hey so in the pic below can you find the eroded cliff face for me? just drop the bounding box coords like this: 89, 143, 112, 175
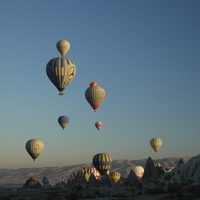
156, 155, 200, 186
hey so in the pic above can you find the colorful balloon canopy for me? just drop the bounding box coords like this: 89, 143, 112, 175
90, 81, 98, 87
88, 167, 101, 179
109, 171, 121, 184
85, 82, 106, 112
150, 138, 162, 152
25, 139, 44, 162
56, 40, 70, 56
58, 116, 69, 130
134, 166, 144, 180
92, 153, 112, 176
95, 122, 103, 130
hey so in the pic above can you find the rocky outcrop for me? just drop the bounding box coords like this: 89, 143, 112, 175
42, 176, 52, 189
42, 176, 49, 185
88, 173, 99, 187
177, 158, 185, 166
66, 173, 76, 187
155, 162, 165, 176
74, 170, 87, 184
143, 157, 158, 184
126, 169, 139, 185
66, 169, 88, 188
98, 174, 112, 187
157, 154, 200, 186
22, 177, 42, 189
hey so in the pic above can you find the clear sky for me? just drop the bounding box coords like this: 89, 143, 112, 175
0, 0, 199, 169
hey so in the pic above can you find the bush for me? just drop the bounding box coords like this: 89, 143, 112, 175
94, 189, 100, 197
148, 187, 165, 195
66, 191, 78, 200
167, 184, 182, 193
168, 193, 175, 199
176, 190, 184, 198
75, 184, 82, 191
187, 185, 200, 198
85, 192, 93, 198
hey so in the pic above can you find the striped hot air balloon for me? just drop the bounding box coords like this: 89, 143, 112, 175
95, 122, 103, 130
109, 171, 121, 184
58, 116, 69, 130
85, 82, 106, 112
25, 139, 44, 162
46, 57, 76, 95
150, 138, 162, 152
92, 153, 112, 176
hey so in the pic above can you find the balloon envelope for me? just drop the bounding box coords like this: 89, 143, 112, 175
90, 82, 98, 87
95, 122, 102, 130
25, 139, 44, 162
56, 40, 70, 56
109, 171, 120, 184
58, 116, 69, 129
46, 57, 76, 95
92, 153, 112, 176
150, 138, 162, 152
88, 167, 101, 179
85, 82, 106, 112
134, 166, 144, 180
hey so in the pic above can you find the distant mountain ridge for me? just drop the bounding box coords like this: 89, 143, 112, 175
0, 156, 191, 186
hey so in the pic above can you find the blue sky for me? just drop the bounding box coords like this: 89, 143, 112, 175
0, 0, 199, 168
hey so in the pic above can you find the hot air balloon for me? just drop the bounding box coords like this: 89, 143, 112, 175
56, 40, 70, 56
150, 138, 162, 152
95, 122, 103, 130
88, 167, 101, 179
90, 82, 98, 87
109, 171, 120, 184
85, 82, 106, 112
92, 153, 112, 176
134, 166, 144, 180
25, 139, 44, 162
58, 116, 69, 130
46, 57, 76, 95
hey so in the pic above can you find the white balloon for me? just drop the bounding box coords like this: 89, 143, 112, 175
134, 166, 144, 180
25, 139, 44, 162
56, 40, 70, 56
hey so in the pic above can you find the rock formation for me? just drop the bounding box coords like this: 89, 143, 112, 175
22, 177, 42, 189
18, 154, 200, 198
42, 176, 52, 189
157, 154, 200, 186
143, 157, 158, 184
126, 169, 139, 185
88, 173, 99, 187
98, 174, 112, 187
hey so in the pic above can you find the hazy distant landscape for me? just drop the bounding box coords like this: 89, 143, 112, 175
0, 156, 191, 187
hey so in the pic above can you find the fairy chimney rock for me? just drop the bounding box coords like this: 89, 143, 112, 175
22, 177, 42, 189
